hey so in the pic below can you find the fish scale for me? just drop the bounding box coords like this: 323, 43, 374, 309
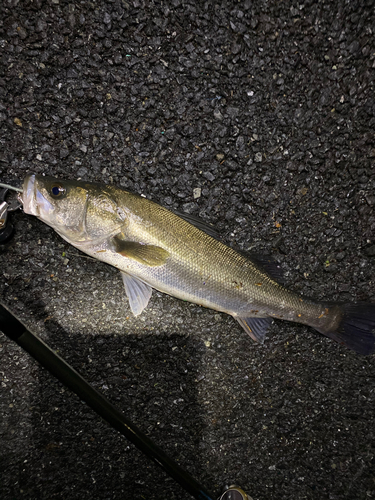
110, 197, 324, 323
101, 195, 296, 313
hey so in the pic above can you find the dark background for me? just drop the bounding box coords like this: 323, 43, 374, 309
1, 0, 375, 499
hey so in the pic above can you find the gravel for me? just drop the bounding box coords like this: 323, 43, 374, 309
1, 1, 375, 499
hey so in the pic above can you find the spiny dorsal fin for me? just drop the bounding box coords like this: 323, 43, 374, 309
173, 210, 221, 240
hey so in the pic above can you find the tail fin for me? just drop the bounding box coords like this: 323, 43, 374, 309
318, 303, 375, 355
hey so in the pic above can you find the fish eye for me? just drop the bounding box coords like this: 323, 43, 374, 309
51, 184, 66, 197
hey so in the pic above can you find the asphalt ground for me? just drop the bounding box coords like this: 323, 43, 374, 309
0, 0, 375, 499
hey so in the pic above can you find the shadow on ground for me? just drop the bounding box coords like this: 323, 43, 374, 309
0, 302, 212, 500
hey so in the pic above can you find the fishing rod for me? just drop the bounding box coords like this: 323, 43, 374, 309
0, 302, 214, 500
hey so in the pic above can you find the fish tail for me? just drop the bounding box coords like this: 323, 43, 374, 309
317, 303, 375, 355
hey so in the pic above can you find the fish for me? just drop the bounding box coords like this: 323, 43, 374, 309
16, 173, 375, 355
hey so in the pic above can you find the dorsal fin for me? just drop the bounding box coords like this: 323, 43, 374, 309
249, 253, 285, 283
173, 210, 221, 239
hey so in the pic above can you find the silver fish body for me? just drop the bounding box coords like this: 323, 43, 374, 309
20, 174, 375, 355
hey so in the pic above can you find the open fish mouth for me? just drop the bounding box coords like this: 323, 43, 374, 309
22, 174, 38, 215
22, 174, 54, 218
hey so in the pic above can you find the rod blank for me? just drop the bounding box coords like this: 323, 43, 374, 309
0, 303, 214, 500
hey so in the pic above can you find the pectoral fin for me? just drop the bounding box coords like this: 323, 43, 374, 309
121, 272, 153, 316
112, 235, 170, 266
235, 316, 273, 343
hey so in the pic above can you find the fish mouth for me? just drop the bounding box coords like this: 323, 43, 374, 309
22, 174, 38, 215
22, 173, 54, 218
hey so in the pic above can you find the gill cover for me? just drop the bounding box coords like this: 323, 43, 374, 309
21, 174, 124, 244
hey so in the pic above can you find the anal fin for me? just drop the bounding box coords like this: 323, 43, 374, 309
235, 316, 273, 343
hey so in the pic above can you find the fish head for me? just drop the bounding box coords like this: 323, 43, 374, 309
22, 174, 126, 244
